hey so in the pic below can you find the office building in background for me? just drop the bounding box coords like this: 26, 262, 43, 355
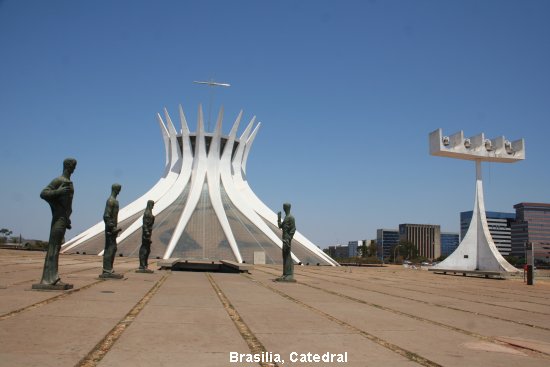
399, 223, 441, 260
441, 232, 460, 257
511, 202, 550, 263
376, 229, 399, 260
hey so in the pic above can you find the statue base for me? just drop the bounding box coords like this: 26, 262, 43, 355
32, 282, 73, 291
98, 272, 124, 280
274, 276, 296, 283
135, 268, 154, 274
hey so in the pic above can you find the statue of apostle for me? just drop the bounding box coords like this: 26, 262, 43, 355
137, 200, 155, 273
33, 158, 77, 290
100, 183, 124, 279
276, 202, 296, 282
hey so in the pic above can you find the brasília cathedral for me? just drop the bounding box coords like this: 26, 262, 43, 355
61, 105, 338, 266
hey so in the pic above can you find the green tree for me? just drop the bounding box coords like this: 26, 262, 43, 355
390, 244, 400, 263
0, 228, 13, 243
391, 240, 419, 262
504, 255, 523, 267
360, 240, 368, 258
367, 240, 377, 257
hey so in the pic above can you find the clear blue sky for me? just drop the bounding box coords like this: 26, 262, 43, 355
1, 0, 549, 247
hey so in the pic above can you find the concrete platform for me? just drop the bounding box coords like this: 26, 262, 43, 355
429, 268, 505, 278
220, 259, 253, 272
157, 259, 253, 273
1, 249, 550, 367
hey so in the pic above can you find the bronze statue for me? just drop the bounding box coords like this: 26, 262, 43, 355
276, 202, 296, 282
33, 158, 77, 290
100, 183, 124, 279
136, 200, 155, 273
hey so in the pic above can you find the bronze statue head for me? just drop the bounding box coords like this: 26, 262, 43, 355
63, 158, 77, 174
283, 202, 291, 215
112, 183, 122, 196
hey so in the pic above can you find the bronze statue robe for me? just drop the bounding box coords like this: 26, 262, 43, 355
39, 172, 74, 285
139, 200, 155, 269
278, 203, 296, 280
103, 185, 121, 274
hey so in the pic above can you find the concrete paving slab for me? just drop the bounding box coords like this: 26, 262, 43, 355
99, 351, 241, 367
0, 285, 58, 314
252, 332, 423, 367
250, 269, 550, 367
491, 300, 550, 314
138, 304, 232, 325
288, 267, 550, 344
496, 337, 550, 355
100, 320, 247, 353
0, 351, 79, 367
0, 314, 116, 356
212, 273, 416, 366
96, 272, 250, 367
146, 272, 225, 308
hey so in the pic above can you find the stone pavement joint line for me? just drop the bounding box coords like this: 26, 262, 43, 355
0, 264, 138, 322
243, 273, 443, 367
10, 263, 113, 286
366, 274, 548, 306
258, 267, 550, 360
0, 279, 104, 322
1, 258, 137, 277
293, 267, 550, 334
206, 273, 279, 367
304, 267, 550, 317
75, 273, 169, 367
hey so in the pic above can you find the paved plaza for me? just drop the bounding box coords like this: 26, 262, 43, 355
1, 249, 550, 367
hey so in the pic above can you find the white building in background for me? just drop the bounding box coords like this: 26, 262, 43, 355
61, 105, 338, 266
347, 240, 363, 257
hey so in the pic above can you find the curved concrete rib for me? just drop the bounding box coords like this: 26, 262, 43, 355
235, 125, 339, 266
163, 105, 208, 259
218, 113, 292, 262
66, 104, 338, 266
113, 107, 194, 248
61, 114, 180, 253
241, 122, 260, 176
229, 121, 305, 263
206, 107, 243, 262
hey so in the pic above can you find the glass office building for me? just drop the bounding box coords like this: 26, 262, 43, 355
511, 203, 550, 264
440, 232, 459, 257
376, 229, 399, 261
